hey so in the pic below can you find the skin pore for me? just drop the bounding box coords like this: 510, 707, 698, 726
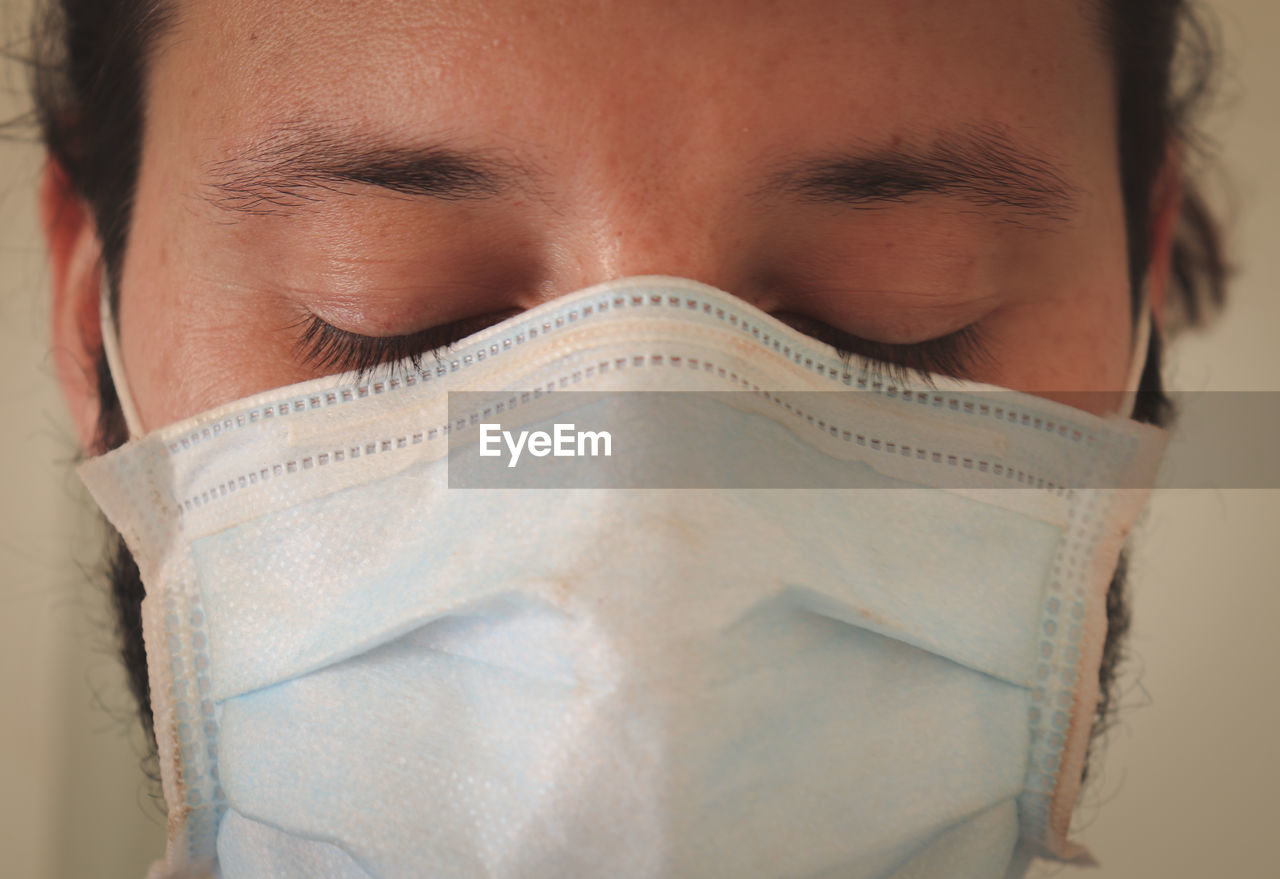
47, 0, 1177, 443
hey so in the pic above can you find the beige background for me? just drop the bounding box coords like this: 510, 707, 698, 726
1, 1, 1276, 877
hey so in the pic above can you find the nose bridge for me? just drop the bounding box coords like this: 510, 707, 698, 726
584, 198, 732, 289
529, 83, 758, 303
539, 165, 762, 307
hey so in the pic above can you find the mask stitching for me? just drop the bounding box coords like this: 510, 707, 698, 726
149, 561, 227, 865
1016, 432, 1128, 858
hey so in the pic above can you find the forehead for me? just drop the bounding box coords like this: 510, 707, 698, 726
152, 0, 1114, 182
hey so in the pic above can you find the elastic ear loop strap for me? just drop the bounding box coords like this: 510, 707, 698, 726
99, 274, 145, 439
1118, 283, 1154, 419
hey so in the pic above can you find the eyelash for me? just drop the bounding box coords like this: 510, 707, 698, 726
293, 310, 992, 383
772, 313, 992, 383
293, 311, 518, 376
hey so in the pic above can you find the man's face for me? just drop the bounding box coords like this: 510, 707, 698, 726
115, 0, 1132, 432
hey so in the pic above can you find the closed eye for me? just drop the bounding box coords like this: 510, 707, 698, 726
771, 311, 993, 383
291, 309, 521, 378
292, 307, 992, 384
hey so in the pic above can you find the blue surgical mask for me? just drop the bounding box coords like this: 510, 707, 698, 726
82, 276, 1164, 879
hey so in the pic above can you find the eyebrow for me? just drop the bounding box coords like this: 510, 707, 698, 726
201, 121, 1078, 225
766, 124, 1079, 225
201, 124, 528, 216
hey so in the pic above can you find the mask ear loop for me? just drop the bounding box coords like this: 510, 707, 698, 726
98, 273, 145, 439
1117, 282, 1153, 419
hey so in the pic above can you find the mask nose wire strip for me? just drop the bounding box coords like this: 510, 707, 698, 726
98, 273, 145, 439
1117, 282, 1153, 419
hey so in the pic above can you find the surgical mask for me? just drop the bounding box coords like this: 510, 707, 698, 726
81, 276, 1165, 879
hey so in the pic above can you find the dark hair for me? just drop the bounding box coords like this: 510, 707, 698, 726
29, 0, 1228, 783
